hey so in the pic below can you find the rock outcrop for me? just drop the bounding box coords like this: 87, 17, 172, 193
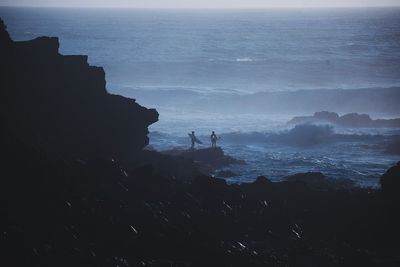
4, 132, 399, 267
285, 171, 354, 190
380, 161, 400, 200
161, 147, 245, 173
288, 111, 400, 128
0, 18, 158, 161
384, 137, 400, 155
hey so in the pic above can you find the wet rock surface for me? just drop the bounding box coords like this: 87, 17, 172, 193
161, 147, 245, 173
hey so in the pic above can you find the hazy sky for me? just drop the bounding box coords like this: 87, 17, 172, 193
1, 0, 400, 8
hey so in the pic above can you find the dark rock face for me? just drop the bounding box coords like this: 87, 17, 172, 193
162, 147, 245, 171
286, 172, 354, 190
282, 124, 334, 146
0, 20, 158, 161
380, 161, 400, 200
288, 111, 400, 128
314, 111, 340, 121
0, 18, 12, 47
3, 138, 399, 267
385, 138, 400, 155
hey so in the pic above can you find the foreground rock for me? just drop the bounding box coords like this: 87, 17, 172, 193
288, 111, 400, 128
285, 172, 355, 190
2, 131, 400, 266
380, 161, 400, 201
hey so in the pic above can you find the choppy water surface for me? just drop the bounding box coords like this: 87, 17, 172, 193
149, 127, 399, 188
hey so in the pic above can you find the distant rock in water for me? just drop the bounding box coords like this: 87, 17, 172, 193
384, 137, 400, 155
0, 18, 158, 161
267, 124, 335, 147
288, 111, 400, 128
162, 147, 245, 172
284, 124, 334, 146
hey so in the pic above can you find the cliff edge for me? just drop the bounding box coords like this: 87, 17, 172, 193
0, 18, 158, 161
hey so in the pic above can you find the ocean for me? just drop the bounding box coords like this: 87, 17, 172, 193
2, 7, 400, 94
1, 7, 399, 186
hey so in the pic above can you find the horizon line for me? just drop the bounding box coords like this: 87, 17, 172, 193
1, 5, 400, 9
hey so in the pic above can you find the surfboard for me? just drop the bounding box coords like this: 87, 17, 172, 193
194, 137, 203, 144
188, 133, 203, 144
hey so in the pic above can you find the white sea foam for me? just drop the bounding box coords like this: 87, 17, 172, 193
236, 57, 253, 62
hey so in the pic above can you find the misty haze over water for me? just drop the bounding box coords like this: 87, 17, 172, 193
1, 7, 399, 186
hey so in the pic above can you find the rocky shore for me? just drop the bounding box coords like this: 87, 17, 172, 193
161, 147, 245, 175
1, 18, 399, 267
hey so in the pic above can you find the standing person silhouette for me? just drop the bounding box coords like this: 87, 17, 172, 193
210, 131, 218, 148
189, 131, 196, 149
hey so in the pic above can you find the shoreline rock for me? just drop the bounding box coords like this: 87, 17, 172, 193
161, 147, 245, 174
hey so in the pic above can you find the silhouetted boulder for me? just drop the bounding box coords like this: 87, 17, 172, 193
282, 124, 334, 146
383, 137, 400, 155
128, 150, 203, 181
253, 175, 274, 187
0, 19, 158, 161
286, 172, 354, 190
162, 147, 245, 170
239, 176, 274, 197
191, 175, 228, 193
380, 161, 400, 200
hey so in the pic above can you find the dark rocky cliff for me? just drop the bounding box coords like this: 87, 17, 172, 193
0, 18, 158, 161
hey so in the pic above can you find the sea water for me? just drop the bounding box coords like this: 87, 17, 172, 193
1, 7, 399, 186
2, 7, 400, 93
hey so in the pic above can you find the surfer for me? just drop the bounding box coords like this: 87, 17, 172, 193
210, 131, 218, 148
188, 131, 202, 149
